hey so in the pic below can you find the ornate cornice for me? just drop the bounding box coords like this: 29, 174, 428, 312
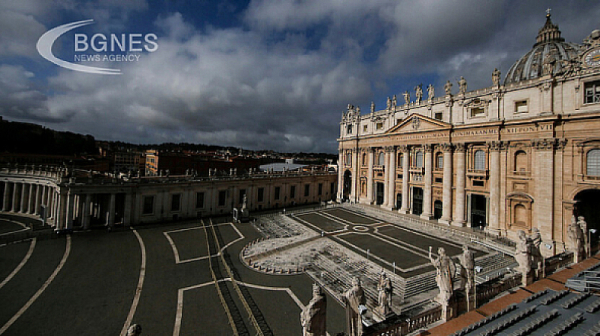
531, 138, 557, 150
441, 143, 454, 152
454, 143, 466, 152
487, 141, 505, 151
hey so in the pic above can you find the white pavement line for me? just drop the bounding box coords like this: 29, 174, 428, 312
0, 238, 36, 290
0, 235, 71, 335
172, 279, 304, 336
324, 208, 383, 224
0, 220, 30, 237
170, 223, 244, 264
163, 231, 181, 263
235, 281, 305, 310
173, 279, 231, 336
120, 229, 147, 336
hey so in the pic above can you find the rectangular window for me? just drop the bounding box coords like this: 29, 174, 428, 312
363, 125, 368, 132
274, 186, 280, 200
171, 194, 181, 212
435, 177, 443, 183
331, 182, 335, 195
515, 100, 528, 113
218, 190, 226, 207
196, 192, 204, 209
304, 184, 310, 197
585, 81, 600, 104
143, 196, 154, 215
258, 187, 264, 202
318, 183, 323, 196
346, 125, 353, 134
473, 180, 484, 187
434, 112, 443, 120
290, 186, 296, 198
376, 122, 383, 130
470, 107, 485, 117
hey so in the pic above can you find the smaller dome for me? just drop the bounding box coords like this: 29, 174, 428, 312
504, 13, 580, 85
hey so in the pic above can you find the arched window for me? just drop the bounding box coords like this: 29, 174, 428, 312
436, 153, 443, 169
378, 152, 385, 166
587, 149, 600, 176
415, 151, 423, 168
474, 150, 485, 171
397, 153, 403, 168
514, 150, 527, 172
346, 153, 352, 166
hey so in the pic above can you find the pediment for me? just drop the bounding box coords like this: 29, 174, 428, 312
386, 114, 451, 134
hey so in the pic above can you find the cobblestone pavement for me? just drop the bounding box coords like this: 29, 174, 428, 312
0, 214, 346, 336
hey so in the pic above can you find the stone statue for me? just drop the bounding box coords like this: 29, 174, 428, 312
569, 216, 585, 262
242, 194, 247, 211
578, 216, 589, 258
403, 91, 410, 105
370, 101, 375, 113
444, 80, 453, 95
429, 247, 456, 304
492, 68, 501, 87
427, 84, 434, 101
301, 284, 327, 336
127, 324, 142, 336
458, 76, 467, 94
515, 230, 532, 277
543, 53, 555, 76
415, 84, 423, 104
392, 95, 397, 109
459, 245, 474, 292
344, 277, 366, 336
386, 97, 392, 110
376, 271, 393, 317
530, 228, 543, 278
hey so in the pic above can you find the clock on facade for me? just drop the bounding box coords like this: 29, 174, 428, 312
585, 48, 600, 67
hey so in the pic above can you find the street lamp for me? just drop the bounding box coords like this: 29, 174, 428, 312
590, 229, 597, 257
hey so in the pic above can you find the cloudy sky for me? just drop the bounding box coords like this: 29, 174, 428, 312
1, 1, 599, 153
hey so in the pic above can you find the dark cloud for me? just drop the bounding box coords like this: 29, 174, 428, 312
0, 1, 598, 153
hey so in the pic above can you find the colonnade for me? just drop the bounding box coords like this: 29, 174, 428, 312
341, 141, 505, 232
0, 180, 125, 230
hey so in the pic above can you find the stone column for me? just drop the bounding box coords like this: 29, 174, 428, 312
124, 193, 132, 226
350, 149, 358, 202
383, 148, 391, 208
533, 138, 556, 246
108, 193, 116, 227
337, 151, 343, 201
399, 146, 410, 214
366, 148, 374, 204
28, 184, 35, 214
439, 144, 453, 225
3, 182, 11, 211
452, 144, 466, 226
488, 141, 502, 235
386, 146, 396, 210
56, 190, 66, 229
65, 192, 75, 230
20, 183, 28, 213
34, 185, 41, 215
12, 183, 19, 212
421, 145, 433, 220
82, 194, 91, 230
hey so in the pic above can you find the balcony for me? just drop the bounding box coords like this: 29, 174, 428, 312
467, 169, 489, 179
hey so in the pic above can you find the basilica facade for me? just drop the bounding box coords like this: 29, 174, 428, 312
337, 14, 600, 256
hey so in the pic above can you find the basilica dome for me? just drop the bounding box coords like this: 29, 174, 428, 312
504, 13, 580, 85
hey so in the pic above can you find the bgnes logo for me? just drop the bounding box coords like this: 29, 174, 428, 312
37, 19, 158, 75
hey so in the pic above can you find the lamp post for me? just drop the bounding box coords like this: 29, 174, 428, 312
590, 229, 597, 258
473, 266, 483, 310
